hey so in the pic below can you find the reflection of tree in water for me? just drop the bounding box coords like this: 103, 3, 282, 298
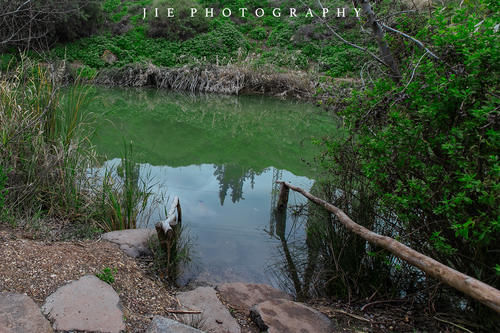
268, 181, 405, 302
213, 164, 256, 205
267, 194, 315, 300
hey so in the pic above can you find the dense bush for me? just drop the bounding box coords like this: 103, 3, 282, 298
249, 27, 267, 40
50, 32, 180, 68
49, 20, 249, 69
181, 22, 249, 60
319, 1, 499, 317
147, 0, 209, 41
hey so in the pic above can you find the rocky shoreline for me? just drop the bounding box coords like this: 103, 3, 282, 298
0, 229, 337, 333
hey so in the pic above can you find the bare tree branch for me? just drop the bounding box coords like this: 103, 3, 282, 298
358, 0, 401, 81
308, 0, 390, 67
380, 23, 441, 61
0, 0, 97, 50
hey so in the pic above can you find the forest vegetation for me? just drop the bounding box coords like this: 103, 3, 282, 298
0, 0, 499, 331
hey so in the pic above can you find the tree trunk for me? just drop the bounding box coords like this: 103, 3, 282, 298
359, 0, 401, 81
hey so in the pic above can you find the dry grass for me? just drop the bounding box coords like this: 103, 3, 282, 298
94, 63, 320, 98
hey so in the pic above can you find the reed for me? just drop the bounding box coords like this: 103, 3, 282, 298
0, 59, 95, 220
98, 142, 156, 232
0, 59, 157, 236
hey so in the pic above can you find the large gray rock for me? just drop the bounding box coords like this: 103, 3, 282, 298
42, 275, 125, 333
217, 282, 291, 312
177, 287, 240, 333
146, 316, 204, 333
102, 228, 156, 257
0, 292, 53, 333
250, 298, 336, 333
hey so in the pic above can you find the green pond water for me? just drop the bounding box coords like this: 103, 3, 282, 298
84, 86, 339, 287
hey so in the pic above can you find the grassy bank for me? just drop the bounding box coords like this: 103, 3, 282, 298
0, 61, 160, 238
0, 0, 373, 97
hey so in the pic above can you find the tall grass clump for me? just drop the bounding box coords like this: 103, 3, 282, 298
0, 60, 96, 224
149, 223, 193, 282
98, 142, 158, 231
0, 166, 7, 217
0, 60, 160, 235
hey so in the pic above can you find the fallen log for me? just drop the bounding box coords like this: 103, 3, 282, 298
277, 181, 500, 314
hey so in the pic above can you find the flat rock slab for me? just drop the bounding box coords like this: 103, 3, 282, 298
217, 282, 292, 313
102, 228, 155, 257
250, 299, 337, 333
0, 292, 53, 333
146, 316, 204, 333
177, 287, 240, 333
42, 275, 125, 333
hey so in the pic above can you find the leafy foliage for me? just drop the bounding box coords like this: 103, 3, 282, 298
31, 0, 369, 76
147, 0, 210, 41
319, 1, 500, 311
96, 267, 117, 284
99, 142, 154, 231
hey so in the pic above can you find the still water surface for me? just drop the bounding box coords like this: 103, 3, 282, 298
85, 87, 338, 287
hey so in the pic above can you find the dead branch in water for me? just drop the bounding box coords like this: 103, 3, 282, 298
155, 196, 182, 278
276, 181, 500, 314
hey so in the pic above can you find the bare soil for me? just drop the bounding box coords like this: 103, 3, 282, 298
0, 228, 177, 332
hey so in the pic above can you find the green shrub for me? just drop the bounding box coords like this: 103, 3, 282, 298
0, 54, 15, 71
103, 0, 121, 13
320, 2, 499, 302
249, 27, 267, 40
267, 25, 293, 47
319, 44, 368, 77
96, 267, 117, 284
147, 0, 209, 41
76, 66, 98, 80
181, 23, 249, 61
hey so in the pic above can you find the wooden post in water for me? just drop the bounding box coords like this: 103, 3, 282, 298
277, 182, 290, 213
276, 181, 500, 314
155, 196, 182, 278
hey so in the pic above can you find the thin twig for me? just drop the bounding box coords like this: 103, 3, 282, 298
404, 51, 428, 90
433, 316, 474, 333
380, 23, 440, 61
167, 309, 202, 314
361, 299, 407, 311
333, 309, 371, 322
